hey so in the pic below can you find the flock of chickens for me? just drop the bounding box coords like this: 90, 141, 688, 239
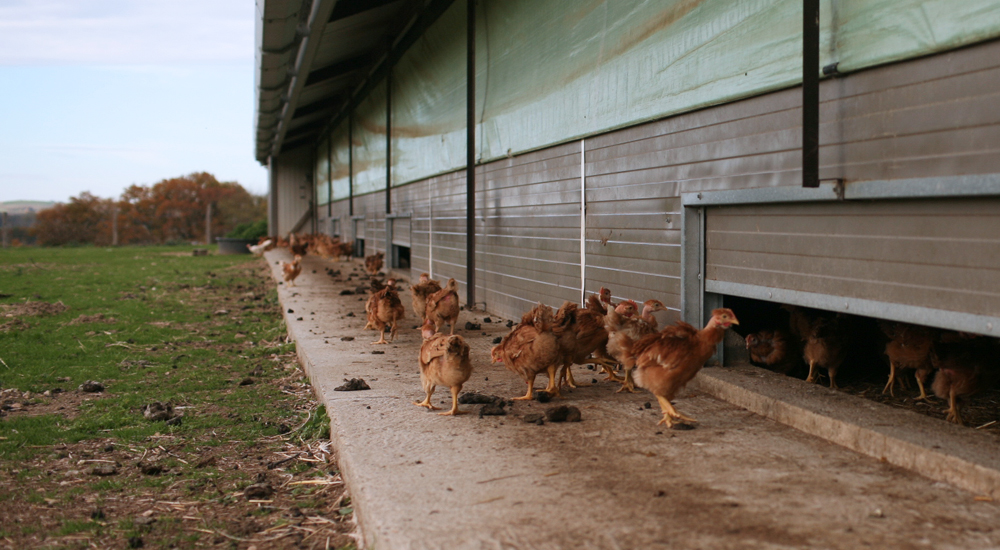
745, 306, 1000, 425
262, 233, 998, 429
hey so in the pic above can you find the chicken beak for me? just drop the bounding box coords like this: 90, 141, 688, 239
731, 319, 740, 325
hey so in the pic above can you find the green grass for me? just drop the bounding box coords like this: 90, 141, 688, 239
0, 245, 296, 460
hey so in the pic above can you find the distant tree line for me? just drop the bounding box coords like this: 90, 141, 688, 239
30, 173, 265, 246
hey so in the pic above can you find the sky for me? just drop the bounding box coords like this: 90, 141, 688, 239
0, 0, 269, 202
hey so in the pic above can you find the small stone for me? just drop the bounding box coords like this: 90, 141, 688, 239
465, 322, 481, 330
104, 444, 115, 452
870, 509, 885, 519
287, 309, 294, 313
339, 289, 355, 296
644, 402, 652, 409
239, 377, 255, 386
346, 312, 355, 317
79, 380, 105, 393
341, 336, 355, 341
91, 464, 118, 476
296, 317, 303, 321
534, 391, 553, 404
492, 337, 502, 344
371, 350, 384, 355
506, 320, 515, 328
483, 317, 493, 323
334, 378, 370, 391
523, 413, 544, 425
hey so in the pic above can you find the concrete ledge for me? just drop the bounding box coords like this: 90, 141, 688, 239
692, 365, 1000, 498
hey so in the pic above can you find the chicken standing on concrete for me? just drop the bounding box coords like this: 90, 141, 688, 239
365, 251, 384, 276
247, 239, 273, 256
552, 299, 618, 388
425, 278, 460, 334
491, 302, 563, 400
410, 273, 443, 321
281, 255, 302, 287
414, 319, 473, 416
803, 314, 853, 389
368, 278, 405, 345
606, 299, 668, 393
623, 308, 739, 427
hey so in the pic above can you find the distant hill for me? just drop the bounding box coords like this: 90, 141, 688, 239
0, 201, 57, 214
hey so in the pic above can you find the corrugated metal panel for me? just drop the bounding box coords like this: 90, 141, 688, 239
477, 143, 582, 320
705, 198, 1000, 318
390, 217, 411, 247
274, 147, 313, 236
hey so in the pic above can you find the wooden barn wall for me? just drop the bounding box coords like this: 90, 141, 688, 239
316, 39, 1000, 323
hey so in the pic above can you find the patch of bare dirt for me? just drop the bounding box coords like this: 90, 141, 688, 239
67, 313, 117, 325
0, 317, 29, 333
0, 300, 68, 318
0, 387, 98, 421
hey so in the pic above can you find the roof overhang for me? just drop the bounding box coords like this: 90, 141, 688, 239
254, 0, 451, 164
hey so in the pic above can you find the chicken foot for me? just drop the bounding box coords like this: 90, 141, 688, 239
371, 328, 390, 345
514, 374, 538, 401
914, 370, 934, 401
439, 385, 465, 416
616, 368, 636, 393
945, 392, 964, 425
655, 395, 697, 427
805, 360, 818, 384
413, 387, 441, 411
542, 365, 563, 398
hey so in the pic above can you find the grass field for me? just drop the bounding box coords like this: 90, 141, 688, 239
0, 246, 353, 549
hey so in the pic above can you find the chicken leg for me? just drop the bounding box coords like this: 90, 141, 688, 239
616, 367, 636, 393
414, 387, 441, 411
514, 373, 538, 401
915, 369, 933, 401
371, 328, 389, 345
945, 392, 963, 425
655, 395, 697, 427
439, 385, 465, 416
542, 365, 563, 398
806, 360, 818, 384
882, 361, 898, 396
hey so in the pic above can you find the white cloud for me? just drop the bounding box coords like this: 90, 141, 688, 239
0, 0, 254, 65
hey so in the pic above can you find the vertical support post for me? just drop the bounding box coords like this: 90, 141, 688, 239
802, 0, 820, 188
268, 156, 279, 238
580, 139, 586, 306
111, 204, 119, 246
429, 202, 434, 280
327, 137, 332, 220
205, 202, 212, 245
348, 113, 354, 217
680, 205, 702, 325
465, 0, 476, 307
1, 212, 9, 249
386, 65, 392, 216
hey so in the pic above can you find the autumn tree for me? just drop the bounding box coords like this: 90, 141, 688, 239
33, 173, 265, 246
33, 192, 114, 246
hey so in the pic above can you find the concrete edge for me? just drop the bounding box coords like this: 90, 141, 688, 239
692, 366, 1000, 498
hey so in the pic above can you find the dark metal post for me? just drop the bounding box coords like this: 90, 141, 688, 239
327, 137, 332, 219
348, 114, 354, 217
1, 212, 9, 248
802, 0, 820, 188
386, 67, 392, 215
112, 204, 119, 246
465, 0, 476, 307
268, 156, 279, 238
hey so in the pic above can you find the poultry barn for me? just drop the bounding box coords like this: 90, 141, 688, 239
256, 0, 1000, 440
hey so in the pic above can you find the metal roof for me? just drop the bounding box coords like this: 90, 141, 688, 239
254, 0, 428, 164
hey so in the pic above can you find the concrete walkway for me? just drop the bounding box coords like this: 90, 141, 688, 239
265, 250, 1000, 550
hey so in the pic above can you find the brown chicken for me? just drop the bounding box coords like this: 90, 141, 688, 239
803, 314, 852, 389
552, 300, 617, 388
363, 278, 388, 330
624, 308, 739, 427
281, 255, 302, 286
414, 319, 473, 416
365, 251, 384, 276
878, 321, 939, 398
745, 329, 804, 377
491, 302, 563, 400
311, 234, 339, 259
368, 278, 405, 345
598, 287, 615, 311
606, 300, 667, 393
410, 273, 443, 321
425, 278, 460, 334
289, 233, 308, 257
931, 335, 1000, 425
